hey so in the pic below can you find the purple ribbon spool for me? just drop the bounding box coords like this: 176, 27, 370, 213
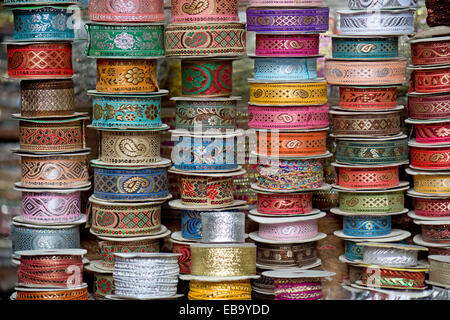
246, 7, 329, 33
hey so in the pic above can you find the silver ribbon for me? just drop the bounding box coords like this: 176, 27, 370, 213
200, 211, 245, 243
362, 247, 418, 267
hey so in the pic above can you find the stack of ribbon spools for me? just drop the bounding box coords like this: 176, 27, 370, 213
164, 0, 248, 296
245, 0, 332, 300
83, 0, 172, 300
4, 2, 91, 301
324, 0, 417, 288
405, 26, 450, 294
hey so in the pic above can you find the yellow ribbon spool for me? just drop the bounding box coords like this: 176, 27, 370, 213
413, 174, 450, 194
188, 280, 252, 300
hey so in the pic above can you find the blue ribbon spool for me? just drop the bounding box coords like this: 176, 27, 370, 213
181, 209, 239, 240
332, 36, 399, 59
90, 92, 166, 129
93, 163, 169, 201
13, 6, 75, 41
253, 57, 317, 81
344, 240, 364, 261
10, 223, 80, 253
343, 215, 391, 237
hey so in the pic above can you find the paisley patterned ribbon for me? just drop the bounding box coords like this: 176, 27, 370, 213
7, 42, 73, 79
338, 190, 405, 214
410, 145, 450, 170
413, 197, 450, 218
256, 242, 317, 267
410, 37, 450, 66
88, 0, 165, 22
335, 165, 400, 189
361, 267, 425, 289
331, 110, 401, 136
16, 287, 88, 300
256, 192, 313, 215
421, 224, 450, 243
255, 34, 320, 57
339, 86, 398, 111
410, 172, 450, 194
414, 122, 450, 144
188, 280, 252, 300
258, 219, 319, 241
332, 36, 399, 60
408, 93, 450, 120
343, 215, 391, 237
179, 174, 235, 207
253, 57, 317, 81
98, 238, 160, 268
410, 66, 450, 94
172, 241, 191, 274
171, 0, 239, 24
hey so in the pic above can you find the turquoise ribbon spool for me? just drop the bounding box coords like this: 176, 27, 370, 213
343, 215, 391, 237
344, 240, 364, 261
253, 57, 317, 81
332, 36, 399, 59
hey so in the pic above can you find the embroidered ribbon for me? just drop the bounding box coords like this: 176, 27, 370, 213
348, 0, 417, 9
344, 240, 364, 261
413, 197, 450, 218
172, 241, 191, 274
421, 224, 450, 243
343, 215, 391, 237
256, 242, 317, 267
338, 190, 405, 214
336, 165, 400, 189
426, 0, 450, 27
410, 66, 450, 94
253, 57, 317, 81
181, 210, 202, 240
412, 173, 450, 194
429, 255, 450, 286
255, 34, 320, 57
16, 287, 88, 300
93, 272, 115, 300
339, 86, 398, 111
410, 146, 450, 170
274, 278, 323, 300
171, 0, 239, 24
179, 174, 234, 207
331, 110, 401, 136
408, 93, 450, 120
188, 280, 252, 300
361, 267, 425, 289
88, 0, 165, 22
201, 211, 245, 243
410, 37, 450, 66
362, 246, 419, 267
258, 220, 319, 241
332, 36, 399, 60
256, 192, 313, 215
415, 122, 450, 144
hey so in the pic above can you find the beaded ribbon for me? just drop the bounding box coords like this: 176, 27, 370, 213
413, 197, 450, 218
99, 238, 160, 268
256, 242, 317, 267
410, 66, 450, 94
410, 37, 450, 66
344, 240, 364, 261
250, 0, 323, 5
339, 86, 398, 111
172, 241, 191, 274
16, 287, 88, 300
331, 111, 401, 136
93, 165, 169, 201
258, 220, 318, 241
256, 158, 323, 190
336, 165, 400, 190
249, 81, 327, 106
7, 42, 73, 79
93, 272, 115, 300
256, 192, 313, 215
248, 104, 329, 130
325, 59, 407, 85
421, 224, 450, 243
21, 191, 81, 223
410, 146, 450, 170
165, 23, 246, 57
13, 7, 75, 41
338, 9, 415, 35
343, 215, 391, 237
412, 173, 450, 194
201, 212, 245, 243
361, 267, 425, 289
256, 130, 327, 157
408, 93, 450, 120
20, 154, 89, 188
20, 80, 74, 117
246, 7, 329, 33
426, 0, 450, 27
429, 256, 450, 286
190, 244, 256, 277
85, 24, 165, 58
18, 254, 84, 287
362, 246, 419, 267
274, 278, 323, 300
332, 36, 399, 60
348, 0, 417, 9
338, 190, 404, 214
335, 138, 408, 165
171, 0, 239, 24
179, 174, 234, 207
88, 0, 165, 22
253, 57, 317, 81
96, 59, 159, 93
19, 119, 86, 153
255, 34, 320, 57
188, 280, 252, 300
181, 210, 202, 240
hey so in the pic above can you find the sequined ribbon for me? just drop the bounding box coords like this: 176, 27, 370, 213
412, 173, 450, 194
426, 0, 450, 27
256, 192, 313, 215
348, 0, 417, 9
362, 247, 419, 267
429, 256, 450, 286
256, 242, 317, 267
325, 59, 407, 85
165, 23, 246, 57
253, 57, 317, 81
339, 86, 398, 111
93, 272, 115, 300
421, 224, 450, 243
88, 0, 165, 22
331, 111, 401, 136
18, 255, 84, 287
190, 245, 256, 277
274, 278, 323, 300
7, 42, 73, 79
343, 215, 391, 237
246, 7, 329, 33
338, 190, 404, 214
171, 0, 239, 24
249, 81, 327, 106
172, 241, 191, 274
410, 146, 450, 170
16, 287, 88, 300
410, 37, 450, 66
96, 59, 159, 93
201, 212, 245, 243
408, 93, 450, 120
335, 166, 400, 189
332, 36, 399, 60
413, 197, 450, 218
179, 174, 235, 207
255, 34, 320, 57
188, 280, 252, 300
361, 267, 425, 289
258, 220, 318, 241
410, 66, 450, 94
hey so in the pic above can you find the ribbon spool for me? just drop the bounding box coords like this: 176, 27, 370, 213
429, 247, 450, 256
256, 129, 328, 157
255, 34, 320, 57
359, 243, 426, 268
426, 0, 450, 27
334, 164, 401, 190
338, 86, 398, 111
17, 249, 86, 288
410, 144, 450, 170
325, 59, 407, 85
181, 59, 232, 97
411, 196, 450, 218
15, 285, 89, 300
253, 57, 317, 81
7, 42, 73, 79
331, 110, 401, 137
248, 104, 329, 130
428, 255, 450, 287
415, 220, 450, 244
338, 9, 415, 35
113, 253, 180, 299
165, 23, 246, 57
249, 80, 328, 106
335, 136, 408, 165
256, 242, 318, 267
348, 0, 417, 9
337, 188, 406, 215
406, 168, 450, 194
10, 222, 80, 254
190, 243, 256, 277
411, 121, 450, 144
181, 210, 202, 240
344, 240, 364, 261
410, 36, 450, 66
246, 7, 329, 33
331, 36, 399, 60
4, 0, 76, 5
88, 0, 165, 22
360, 266, 426, 289
170, 234, 192, 274
170, 0, 239, 24
256, 157, 324, 191
188, 280, 252, 300
410, 65, 450, 94
174, 97, 238, 131
201, 211, 245, 243
92, 161, 170, 201
256, 192, 313, 215
343, 215, 391, 237
92, 270, 114, 300
249, 0, 323, 5
18, 153, 90, 189
408, 92, 450, 120
96, 59, 159, 93
20, 79, 74, 117
13, 6, 74, 41
85, 23, 164, 58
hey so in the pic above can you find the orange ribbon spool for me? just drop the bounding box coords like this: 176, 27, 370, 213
335, 165, 400, 189
16, 287, 88, 300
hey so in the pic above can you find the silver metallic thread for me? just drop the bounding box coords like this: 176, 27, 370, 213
362, 247, 419, 267
200, 211, 245, 243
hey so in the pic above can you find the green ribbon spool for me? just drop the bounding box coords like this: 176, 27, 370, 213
339, 190, 405, 214
85, 23, 165, 58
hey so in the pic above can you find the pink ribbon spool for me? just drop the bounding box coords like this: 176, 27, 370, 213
414, 197, 450, 218
248, 104, 329, 130
258, 220, 318, 241
255, 34, 320, 57
408, 93, 450, 120
414, 122, 450, 144
170, 0, 239, 24
88, 0, 165, 22
257, 192, 313, 215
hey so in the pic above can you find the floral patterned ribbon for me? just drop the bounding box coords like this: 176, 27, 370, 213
414, 122, 450, 144
339, 86, 398, 111
343, 215, 391, 237
179, 174, 235, 207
